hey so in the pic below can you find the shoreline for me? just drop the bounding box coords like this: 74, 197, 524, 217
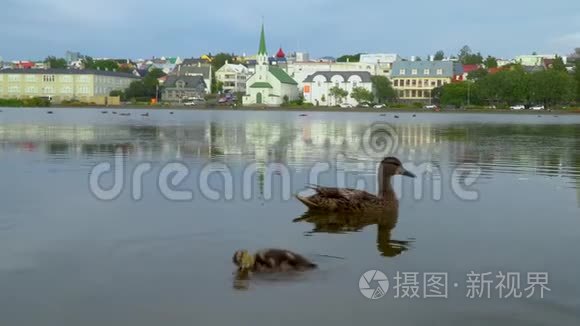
2, 105, 580, 114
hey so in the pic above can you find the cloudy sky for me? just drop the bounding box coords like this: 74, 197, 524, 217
1, 0, 579, 61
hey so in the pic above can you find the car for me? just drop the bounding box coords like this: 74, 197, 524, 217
530, 105, 545, 110
218, 97, 228, 104
359, 102, 371, 108
373, 104, 386, 109
510, 105, 525, 110
183, 101, 196, 106
424, 105, 438, 110
339, 103, 353, 108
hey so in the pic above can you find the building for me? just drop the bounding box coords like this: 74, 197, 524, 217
359, 53, 401, 76
65, 51, 82, 63
215, 61, 250, 93
287, 61, 383, 90
302, 71, 373, 106
514, 54, 567, 66
391, 61, 463, 102
242, 24, 299, 106
0, 69, 139, 103
172, 59, 212, 93
161, 75, 206, 103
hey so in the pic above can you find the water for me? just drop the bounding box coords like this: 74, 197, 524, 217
0, 108, 579, 325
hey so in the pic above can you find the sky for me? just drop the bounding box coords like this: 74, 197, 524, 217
1, 0, 579, 61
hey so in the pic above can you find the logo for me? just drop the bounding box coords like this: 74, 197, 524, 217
359, 269, 389, 299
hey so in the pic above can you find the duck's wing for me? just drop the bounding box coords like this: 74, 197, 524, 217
297, 185, 380, 211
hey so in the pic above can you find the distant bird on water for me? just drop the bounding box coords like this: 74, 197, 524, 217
141, 112, 149, 117
119, 112, 131, 116
394, 115, 399, 119
112, 111, 117, 114
379, 113, 386, 117
47, 111, 53, 114
101, 111, 108, 114
299, 113, 308, 117
169, 111, 174, 114
412, 114, 416, 117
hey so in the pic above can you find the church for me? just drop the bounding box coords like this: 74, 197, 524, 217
242, 24, 299, 106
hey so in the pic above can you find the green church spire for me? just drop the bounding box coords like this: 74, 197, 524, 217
258, 23, 267, 55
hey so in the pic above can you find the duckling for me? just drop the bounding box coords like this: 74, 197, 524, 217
296, 156, 415, 212
233, 249, 317, 273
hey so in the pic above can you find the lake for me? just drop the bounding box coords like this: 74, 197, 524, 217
0, 108, 579, 326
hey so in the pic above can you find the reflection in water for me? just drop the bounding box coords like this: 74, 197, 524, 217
294, 209, 412, 257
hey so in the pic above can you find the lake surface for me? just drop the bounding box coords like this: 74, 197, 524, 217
1, 108, 579, 326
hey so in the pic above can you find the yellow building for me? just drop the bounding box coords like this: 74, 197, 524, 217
0, 69, 139, 103
390, 61, 463, 102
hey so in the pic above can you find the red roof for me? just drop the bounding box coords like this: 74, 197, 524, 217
276, 47, 285, 58
462, 64, 480, 73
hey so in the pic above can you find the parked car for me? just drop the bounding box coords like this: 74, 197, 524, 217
183, 101, 196, 106
358, 102, 371, 108
424, 104, 439, 110
530, 105, 545, 110
339, 103, 353, 108
373, 104, 386, 109
510, 105, 526, 110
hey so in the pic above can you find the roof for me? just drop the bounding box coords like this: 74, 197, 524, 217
276, 47, 285, 58
163, 75, 206, 89
462, 64, 481, 73
0, 68, 140, 79
258, 24, 267, 55
391, 61, 463, 77
268, 66, 297, 85
303, 71, 373, 83
216, 63, 249, 74
181, 58, 211, 66
172, 65, 211, 78
250, 82, 273, 88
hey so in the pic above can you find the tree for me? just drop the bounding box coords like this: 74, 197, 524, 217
45, 56, 67, 69
121, 68, 166, 100
575, 61, 580, 101
336, 53, 362, 62
350, 87, 374, 104
211, 53, 234, 71
551, 56, 567, 72
439, 82, 470, 107
433, 50, 445, 61
467, 68, 488, 80
329, 86, 348, 104
484, 56, 498, 68
371, 76, 396, 103
529, 70, 575, 106
414, 56, 422, 61
458, 45, 483, 65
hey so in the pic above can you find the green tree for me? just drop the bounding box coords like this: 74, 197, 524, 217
433, 50, 445, 61
371, 76, 396, 103
336, 53, 362, 62
211, 53, 234, 71
458, 45, 483, 65
350, 87, 374, 104
415, 56, 422, 61
551, 55, 567, 72
329, 86, 348, 104
529, 70, 575, 106
45, 56, 67, 69
575, 61, 580, 101
484, 56, 498, 68
439, 82, 470, 107
467, 68, 488, 80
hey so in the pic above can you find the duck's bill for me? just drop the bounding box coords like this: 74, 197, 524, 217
402, 169, 416, 178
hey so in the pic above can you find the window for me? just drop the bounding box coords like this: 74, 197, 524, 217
25, 86, 36, 94
436, 69, 443, 75
411, 80, 416, 86
437, 80, 442, 87
78, 76, 89, 83
424, 69, 430, 75
394, 80, 399, 87
61, 75, 73, 83
353, 82, 358, 87
405, 79, 410, 86
399, 69, 406, 75
411, 69, 417, 75
335, 82, 339, 88
8, 75, 20, 82
43, 86, 54, 94
25, 75, 36, 82
61, 86, 72, 94
77, 86, 90, 94
43, 75, 56, 82
8, 86, 19, 93
411, 90, 416, 97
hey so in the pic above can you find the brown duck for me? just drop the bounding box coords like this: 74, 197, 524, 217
296, 157, 415, 212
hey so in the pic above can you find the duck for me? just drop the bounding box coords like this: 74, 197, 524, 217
169, 111, 174, 114
112, 111, 117, 114
296, 156, 415, 212
119, 112, 131, 116
47, 111, 54, 114
141, 112, 149, 117
299, 113, 308, 117
233, 248, 317, 273
412, 114, 416, 117
394, 115, 399, 119
101, 111, 108, 114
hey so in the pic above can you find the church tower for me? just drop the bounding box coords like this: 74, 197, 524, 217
256, 23, 268, 68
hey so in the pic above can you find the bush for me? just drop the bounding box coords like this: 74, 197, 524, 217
0, 97, 51, 107
412, 102, 424, 108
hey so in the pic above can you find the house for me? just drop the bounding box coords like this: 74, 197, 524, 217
172, 59, 212, 93
161, 75, 206, 103
457, 64, 482, 81
359, 53, 401, 76
302, 71, 373, 106
215, 61, 250, 93
514, 54, 567, 66
287, 61, 384, 90
0, 68, 139, 103
391, 61, 463, 102
242, 24, 299, 106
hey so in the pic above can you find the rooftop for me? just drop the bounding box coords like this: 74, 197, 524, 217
0, 68, 140, 78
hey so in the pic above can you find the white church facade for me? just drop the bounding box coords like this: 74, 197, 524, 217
242, 24, 299, 106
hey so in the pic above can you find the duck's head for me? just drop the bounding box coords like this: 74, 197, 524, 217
380, 157, 416, 178
232, 249, 255, 271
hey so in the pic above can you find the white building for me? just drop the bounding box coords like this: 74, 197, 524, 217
243, 24, 299, 106
215, 61, 250, 93
302, 71, 373, 106
514, 54, 567, 66
287, 61, 383, 91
